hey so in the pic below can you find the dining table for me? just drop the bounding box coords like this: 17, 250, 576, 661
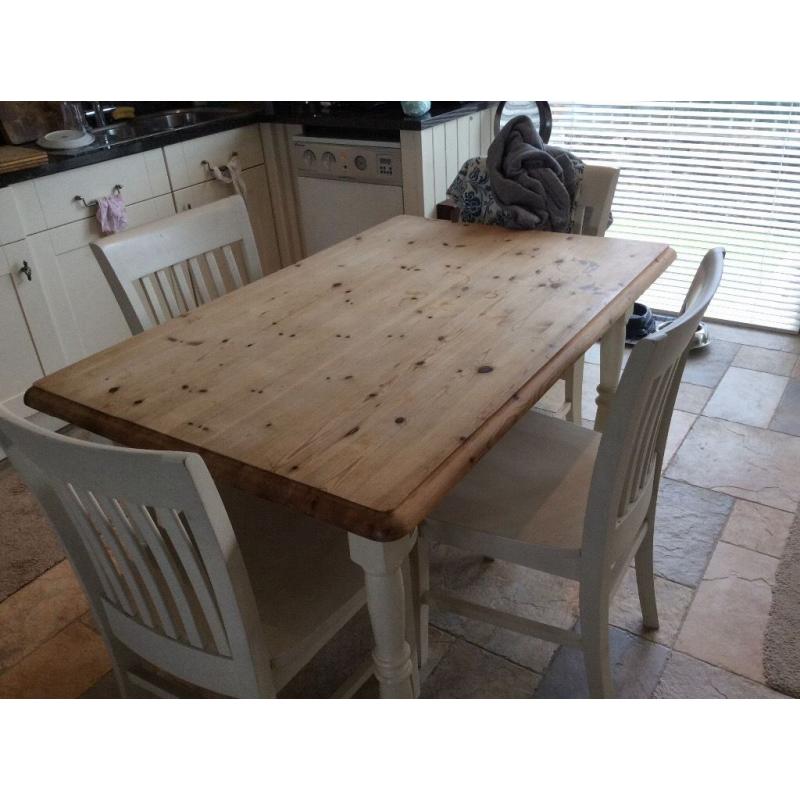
24, 214, 675, 698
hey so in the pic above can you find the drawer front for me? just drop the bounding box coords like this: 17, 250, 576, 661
47, 194, 176, 255
164, 125, 264, 191
0, 186, 25, 245
32, 149, 170, 229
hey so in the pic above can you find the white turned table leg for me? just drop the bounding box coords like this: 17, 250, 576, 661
594, 305, 632, 432
348, 530, 418, 699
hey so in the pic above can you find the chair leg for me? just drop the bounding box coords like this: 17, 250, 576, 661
401, 555, 421, 696
635, 519, 660, 630
413, 529, 431, 670
564, 355, 584, 423
580, 594, 613, 698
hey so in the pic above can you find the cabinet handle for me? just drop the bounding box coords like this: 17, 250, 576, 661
19, 261, 32, 281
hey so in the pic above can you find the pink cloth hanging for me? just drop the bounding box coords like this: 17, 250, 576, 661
96, 190, 127, 235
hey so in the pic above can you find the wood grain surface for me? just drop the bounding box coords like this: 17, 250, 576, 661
0, 145, 48, 173
26, 215, 675, 540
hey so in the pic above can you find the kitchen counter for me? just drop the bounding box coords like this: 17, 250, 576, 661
0, 102, 494, 188
0, 109, 263, 188
263, 101, 494, 133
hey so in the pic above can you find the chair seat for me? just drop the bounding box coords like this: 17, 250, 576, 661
218, 484, 365, 690
424, 411, 601, 579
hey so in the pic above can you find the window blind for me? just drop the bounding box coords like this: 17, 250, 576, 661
548, 102, 800, 332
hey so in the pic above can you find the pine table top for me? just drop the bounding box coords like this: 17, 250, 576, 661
26, 215, 675, 540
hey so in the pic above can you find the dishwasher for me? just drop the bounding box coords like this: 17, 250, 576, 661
292, 136, 404, 256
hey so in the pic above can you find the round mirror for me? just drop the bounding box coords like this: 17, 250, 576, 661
495, 102, 552, 143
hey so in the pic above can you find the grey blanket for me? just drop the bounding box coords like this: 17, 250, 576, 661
487, 115, 583, 232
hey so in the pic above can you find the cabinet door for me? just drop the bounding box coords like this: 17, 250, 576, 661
41, 194, 177, 361
173, 165, 281, 274
3, 238, 66, 375
0, 246, 45, 419
295, 177, 404, 255
0, 186, 25, 246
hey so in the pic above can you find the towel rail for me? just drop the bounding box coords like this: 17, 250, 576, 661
74, 184, 123, 208
201, 152, 238, 173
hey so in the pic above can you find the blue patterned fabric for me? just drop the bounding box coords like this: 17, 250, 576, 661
446, 158, 510, 226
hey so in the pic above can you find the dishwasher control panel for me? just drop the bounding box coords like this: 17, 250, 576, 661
292, 136, 403, 186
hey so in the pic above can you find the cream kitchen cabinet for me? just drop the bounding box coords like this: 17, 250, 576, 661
0, 238, 64, 421
172, 164, 281, 273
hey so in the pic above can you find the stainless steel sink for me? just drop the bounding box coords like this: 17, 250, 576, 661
130, 107, 245, 134
79, 107, 251, 151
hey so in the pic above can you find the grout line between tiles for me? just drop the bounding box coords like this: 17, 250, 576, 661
704, 537, 781, 566
426, 633, 545, 685
0, 615, 94, 678
765, 378, 795, 432
0, 557, 68, 605
661, 413, 699, 474
669, 639, 778, 689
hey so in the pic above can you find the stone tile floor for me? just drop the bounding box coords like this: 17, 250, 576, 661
1, 321, 798, 699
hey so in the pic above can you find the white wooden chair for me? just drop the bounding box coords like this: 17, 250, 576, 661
0, 409, 370, 698
415, 248, 724, 698
91, 195, 263, 335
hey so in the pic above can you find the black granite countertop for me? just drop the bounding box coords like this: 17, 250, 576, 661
0, 109, 263, 188
0, 102, 493, 188
264, 101, 494, 133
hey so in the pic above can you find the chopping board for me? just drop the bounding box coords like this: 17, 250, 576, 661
0, 145, 48, 174
0, 102, 61, 144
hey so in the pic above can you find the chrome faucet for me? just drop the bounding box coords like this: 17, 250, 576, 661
91, 102, 107, 128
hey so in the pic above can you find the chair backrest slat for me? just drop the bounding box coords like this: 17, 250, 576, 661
583, 247, 725, 586
188, 256, 213, 305
157, 506, 230, 656
123, 503, 204, 649
222, 244, 244, 289
155, 268, 183, 319
77, 485, 156, 625
172, 260, 197, 312
0, 409, 274, 698
94, 494, 178, 638
56, 481, 132, 614
204, 249, 227, 298
139, 274, 169, 326
91, 195, 263, 334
